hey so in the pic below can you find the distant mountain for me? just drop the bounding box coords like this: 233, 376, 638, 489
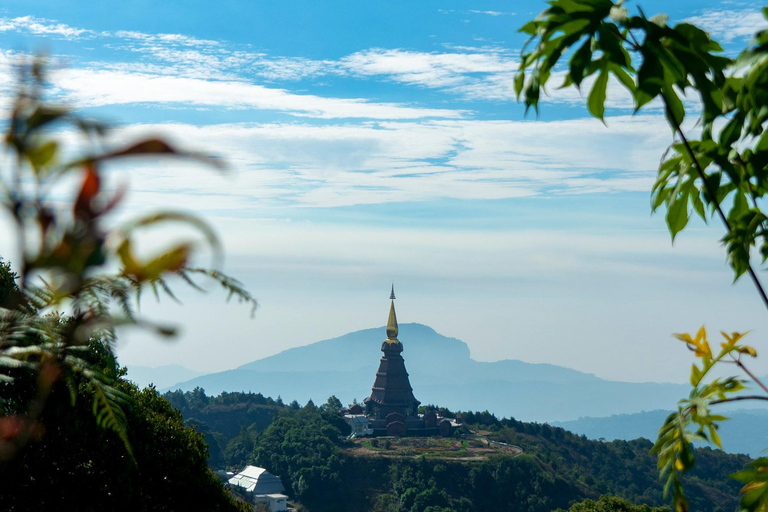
126, 364, 204, 390
162, 323, 696, 422
554, 409, 768, 457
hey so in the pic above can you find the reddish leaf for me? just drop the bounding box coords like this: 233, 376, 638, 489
73, 165, 100, 221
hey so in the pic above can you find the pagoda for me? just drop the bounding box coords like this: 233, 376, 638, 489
364, 286, 423, 436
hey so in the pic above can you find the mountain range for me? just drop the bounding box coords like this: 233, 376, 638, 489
554, 408, 768, 458
128, 323, 703, 422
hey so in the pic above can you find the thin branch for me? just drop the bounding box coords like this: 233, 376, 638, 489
734, 358, 768, 395
710, 395, 768, 406
661, 95, 768, 313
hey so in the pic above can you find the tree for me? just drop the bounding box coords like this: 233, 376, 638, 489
321, 395, 343, 412
516, 2, 768, 512
0, 333, 249, 511
554, 495, 671, 512
0, 60, 256, 458
0, 60, 256, 509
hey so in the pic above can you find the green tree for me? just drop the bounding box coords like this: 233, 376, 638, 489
322, 395, 343, 412
252, 404, 349, 512
0, 60, 256, 459
0, 323, 248, 511
0, 60, 256, 510
516, 2, 768, 511
554, 495, 671, 512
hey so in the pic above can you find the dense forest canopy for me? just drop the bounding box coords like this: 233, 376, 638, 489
168, 388, 749, 512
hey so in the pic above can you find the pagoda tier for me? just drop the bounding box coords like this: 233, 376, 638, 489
364, 290, 420, 419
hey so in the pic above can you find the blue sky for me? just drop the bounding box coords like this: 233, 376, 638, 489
1, 1, 767, 383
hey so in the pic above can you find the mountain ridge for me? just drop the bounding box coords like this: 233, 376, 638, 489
159, 322, 694, 421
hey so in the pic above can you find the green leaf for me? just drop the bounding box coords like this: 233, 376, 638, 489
690, 364, 702, 387
609, 63, 636, 94
719, 114, 744, 148
519, 21, 537, 35
91, 380, 134, 463
588, 66, 609, 121
26, 140, 58, 178
635, 49, 664, 110
666, 194, 690, 241
568, 37, 594, 87
663, 84, 685, 127
514, 72, 525, 98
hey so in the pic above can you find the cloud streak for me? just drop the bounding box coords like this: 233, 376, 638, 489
86, 114, 669, 213
0, 15, 98, 40
51, 68, 464, 119
684, 8, 768, 43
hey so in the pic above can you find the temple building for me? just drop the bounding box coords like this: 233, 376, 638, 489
354, 286, 457, 437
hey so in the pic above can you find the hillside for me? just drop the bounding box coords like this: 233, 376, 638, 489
166, 389, 750, 512
161, 323, 691, 422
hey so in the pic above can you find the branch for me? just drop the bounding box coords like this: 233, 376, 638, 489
661, 94, 768, 313
710, 395, 768, 406
734, 358, 768, 395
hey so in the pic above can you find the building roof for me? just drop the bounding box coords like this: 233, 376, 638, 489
228, 466, 285, 494
345, 414, 370, 426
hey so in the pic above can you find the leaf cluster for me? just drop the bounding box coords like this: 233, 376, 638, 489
0, 59, 256, 461
518, 2, 768, 281
650, 326, 766, 512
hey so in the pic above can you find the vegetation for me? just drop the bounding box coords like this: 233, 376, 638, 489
172, 391, 749, 512
0, 263, 247, 511
0, 60, 256, 462
0, 62, 254, 510
516, 2, 768, 510
163, 387, 285, 467
554, 495, 671, 512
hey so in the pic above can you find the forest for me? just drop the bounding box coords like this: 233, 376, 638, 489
167, 388, 749, 512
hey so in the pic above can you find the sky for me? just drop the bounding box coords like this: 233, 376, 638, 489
1, 0, 767, 383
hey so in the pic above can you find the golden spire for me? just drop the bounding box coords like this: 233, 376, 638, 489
386, 286, 399, 342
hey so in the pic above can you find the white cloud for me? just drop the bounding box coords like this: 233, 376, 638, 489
113, 30, 221, 48
469, 10, 514, 17
79, 114, 671, 213
0, 15, 97, 40
684, 9, 768, 43
50, 68, 464, 119
340, 48, 516, 89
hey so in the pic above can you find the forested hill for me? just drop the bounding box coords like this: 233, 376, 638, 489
158, 323, 691, 422
166, 389, 750, 512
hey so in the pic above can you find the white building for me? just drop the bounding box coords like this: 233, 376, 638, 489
228, 466, 288, 511
344, 414, 373, 437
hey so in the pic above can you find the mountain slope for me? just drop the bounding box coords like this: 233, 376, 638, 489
126, 364, 204, 389
164, 323, 693, 422
554, 409, 768, 457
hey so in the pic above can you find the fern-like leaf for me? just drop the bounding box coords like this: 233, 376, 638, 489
90, 379, 134, 463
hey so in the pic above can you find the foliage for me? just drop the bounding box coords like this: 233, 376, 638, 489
651, 327, 768, 511
0, 339, 248, 511
516, 2, 768, 511
162, 388, 285, 467
0, 59, 256, 460
553, 495, 671, 512
176, 390, 746, 512
252, 401, 350, 510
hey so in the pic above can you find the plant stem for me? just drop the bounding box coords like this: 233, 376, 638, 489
710, 395, 768, 406
661, 95, 768, 313
734, 359, 768, 395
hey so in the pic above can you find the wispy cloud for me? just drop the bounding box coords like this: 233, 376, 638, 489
340, 48, 516, 88
469, 10, 515, 17
87, 114, 668, 212
0, 15, 98, 40
684, 8, 768, 43
51, 68, 464, 119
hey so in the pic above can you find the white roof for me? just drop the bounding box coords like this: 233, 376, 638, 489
228, 466, 285, 494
